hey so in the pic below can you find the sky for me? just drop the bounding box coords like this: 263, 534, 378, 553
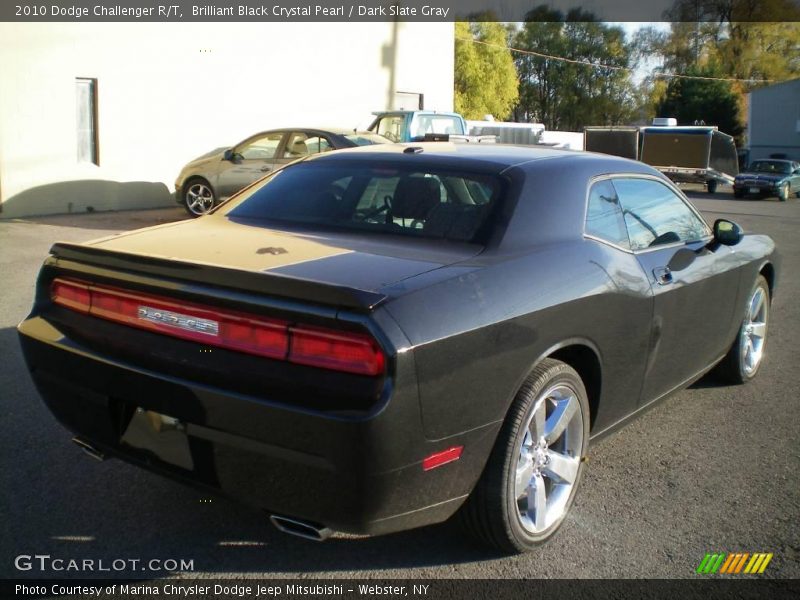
614, 22, 672, 83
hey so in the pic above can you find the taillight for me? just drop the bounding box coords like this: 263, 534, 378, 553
51, 279, 91, 314
49, 278, 385, 375
289, 326, 385, 376
89, 286, 289, 359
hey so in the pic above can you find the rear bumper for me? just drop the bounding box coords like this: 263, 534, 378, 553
17, 316, 496, 536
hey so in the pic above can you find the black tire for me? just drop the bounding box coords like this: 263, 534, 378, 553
707, 179, 718, 194
715, 275, 770, 384
733, 189, 744, 199
182, 178, 217, 217
458, 359, 590, 553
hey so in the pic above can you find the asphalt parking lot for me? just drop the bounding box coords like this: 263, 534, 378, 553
1, 188, 798, 580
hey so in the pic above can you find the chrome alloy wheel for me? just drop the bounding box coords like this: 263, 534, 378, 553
740, 285, 768, 376
185, 182, 215, 216
514, 384, 584, 534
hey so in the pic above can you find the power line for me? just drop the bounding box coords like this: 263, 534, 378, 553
457, 37, 776, 84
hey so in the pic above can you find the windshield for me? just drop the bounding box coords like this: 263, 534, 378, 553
224, 162, 502, 243
345, 133, 391, 146
750, 161, 791, 174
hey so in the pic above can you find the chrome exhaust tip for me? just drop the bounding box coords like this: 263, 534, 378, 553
269, 515, 331, 542
71, 437, 106, 461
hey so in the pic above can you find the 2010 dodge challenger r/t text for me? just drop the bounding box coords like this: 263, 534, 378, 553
18, 143, 778, 552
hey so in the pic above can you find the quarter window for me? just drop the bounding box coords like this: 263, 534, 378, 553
585, 180, 630, 249
613, 178, 710, 250
304, 136, 333, 154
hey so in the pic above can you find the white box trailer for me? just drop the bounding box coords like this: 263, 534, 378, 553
466, 120, 544, 145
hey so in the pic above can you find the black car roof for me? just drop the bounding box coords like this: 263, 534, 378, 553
305, 142, 656, 174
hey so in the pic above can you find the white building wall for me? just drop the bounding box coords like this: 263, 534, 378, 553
0, 22, 454, 218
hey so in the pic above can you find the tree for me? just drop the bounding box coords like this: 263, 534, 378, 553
656, 65, 744, 140
512, 7, 639, 130
454, 20, 519, 120
637, 1, 800, 143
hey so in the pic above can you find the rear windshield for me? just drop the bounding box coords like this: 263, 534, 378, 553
224, 162, 502, 243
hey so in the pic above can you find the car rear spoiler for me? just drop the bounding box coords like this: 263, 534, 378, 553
48, 242, 388, 312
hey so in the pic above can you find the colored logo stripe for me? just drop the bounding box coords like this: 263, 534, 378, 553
698, 552, 773, 574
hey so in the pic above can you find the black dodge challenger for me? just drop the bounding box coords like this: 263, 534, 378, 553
18, 143, 778, 553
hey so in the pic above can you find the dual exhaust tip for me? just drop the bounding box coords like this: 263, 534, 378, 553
269, 515, 331, 542
72, 437, 106, 461
72, 437, 331, 542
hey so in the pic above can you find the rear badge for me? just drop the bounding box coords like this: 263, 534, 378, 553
137, 305, 219, 336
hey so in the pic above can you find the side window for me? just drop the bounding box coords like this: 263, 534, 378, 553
238, 132, 283, 160
585, 180, 630, 249
613, 178, 710, 250
374, 116, 404, 142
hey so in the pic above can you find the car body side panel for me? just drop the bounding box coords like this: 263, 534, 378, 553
384, 240, 654, 440
633, 240, 743, 402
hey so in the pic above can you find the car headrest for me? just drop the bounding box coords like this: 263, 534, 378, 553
290, 140, 308, 155
392, 177, 440, 220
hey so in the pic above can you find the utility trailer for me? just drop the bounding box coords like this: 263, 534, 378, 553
584, 124, 738, 194
640, 126, 738, 193
584, 126, 640, 160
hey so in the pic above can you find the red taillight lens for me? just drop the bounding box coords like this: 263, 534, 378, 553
219, 316, 288, 359
289, 326, 385, 376
91, 286, 288, 359
49, 278, 385, 375
51, 279, 91, 313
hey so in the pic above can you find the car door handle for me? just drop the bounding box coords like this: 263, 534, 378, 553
653, 266, 673, 285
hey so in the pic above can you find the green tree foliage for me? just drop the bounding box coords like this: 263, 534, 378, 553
640, 1, 800, 140
656, 65, 744, 139
512, 7, 639, 130
648, 2, 800, 87
454, 21, 519, 120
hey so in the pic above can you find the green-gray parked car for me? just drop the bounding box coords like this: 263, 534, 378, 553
733, 159, 800, 201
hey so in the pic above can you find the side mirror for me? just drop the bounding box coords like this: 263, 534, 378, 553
223, 149, 238, 162
713, 219, 743, 246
